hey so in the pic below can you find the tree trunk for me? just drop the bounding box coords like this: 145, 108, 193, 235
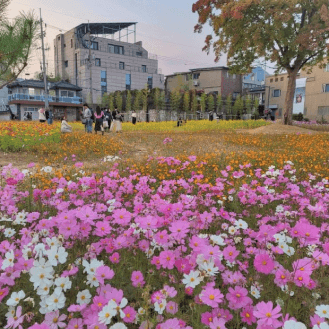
284, 69, 298, 125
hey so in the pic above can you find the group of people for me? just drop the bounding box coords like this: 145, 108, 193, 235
38, 108, 53, 124
82, 104, 137, 134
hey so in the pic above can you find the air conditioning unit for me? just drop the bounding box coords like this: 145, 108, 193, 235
193, 80, 199, 86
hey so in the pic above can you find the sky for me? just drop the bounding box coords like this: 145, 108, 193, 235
7, 0, 275, 79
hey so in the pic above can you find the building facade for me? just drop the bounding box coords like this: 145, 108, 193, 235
165, 66, 242, 98
265, 62, 329, 120
7, 79, 83, 121
54, 23, 164, 106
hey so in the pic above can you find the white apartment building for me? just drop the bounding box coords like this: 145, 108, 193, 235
54, 22, 165, 106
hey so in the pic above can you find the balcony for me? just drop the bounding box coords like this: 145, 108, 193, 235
8, 94, 82, 104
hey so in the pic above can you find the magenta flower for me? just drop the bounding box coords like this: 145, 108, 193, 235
166, 301, 178, 314
226, 286, 252, 309
253, 301, 282, 328
209, 317, 227, 329
67, 318, 83, 329
159, 250, 176, 269
200, 287, 224, 308
44, 311, 67, 329
131, 271, 145, 288
122, 306, 137, 323
95, 265, 115, 285
254, 253, 275, 274
5, 306, 24, 329
109, 252, 120, 264
223, 245, 240, 262
240, 305, 257, 325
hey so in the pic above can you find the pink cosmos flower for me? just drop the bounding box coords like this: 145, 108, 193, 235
200, 287, 224, 308
240, 305, 257, 325
67, 318, 83, 329
131, 271, 145, 288
209, 317, 227, 329
223, 245, 240, 262
254, 253, 275, 274
253, 301, 282, 328
95, 265, 115, 285
112, 209, 132, 225
94, 221, 112, 237
28, 325, 50, 329
159, 250, 176, 269
201, 312, 214, 326
166, 301, 178, 314
109, 252, 120, 264
122, 306, 137, 323
226, 286, 252, 309
0, 285, 9, 302
44, 311, 67, 329
67, 304, 87, 312
5, 306, 24, 329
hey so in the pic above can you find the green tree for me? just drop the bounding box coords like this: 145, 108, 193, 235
101, 93, 108, 107
254, 98, 260, 118
126, 90, 132, 112
192, 0, 329, 124
216, 94, 222, 113
200, 92, 207, 112
191, 90, 198, 113
0, 4, 39, 89
170, 90, 181, 111
159, 90, 165, 111
115, 91, 122, 111
245, 95, 252, 114
207, 93, 215, 112
133, 90, 142, 112
141, 86, 148, 111
225, 94, 233, 116
153, 88, 160, 111
108, 93, 114, 111
34, 72, 62, 82
233, 94, 243, 118
183, 91, 190, 112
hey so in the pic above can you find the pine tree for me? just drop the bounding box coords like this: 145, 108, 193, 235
245, 95, 252, 114
126, 90, 132, 112
207, 93, 215, 112
216, 94, 222, 113
200, 93, 207, 112
115, 91, 123, 111
183, 91, 190, 112
226, 94, 233, 116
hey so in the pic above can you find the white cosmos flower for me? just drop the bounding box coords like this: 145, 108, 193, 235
30, 263, 54, 289
54, 277, 72, 292
199, 261, 219, 277
98, 301, 117, 325
34, 243, 46, 258
77, 289, 92, 305
5, 307, 15, 319
182, 270, 202, 288
56, 188, 64, 194
4, 228, 16, 238
235, 219, 248, 230
46, 291, 66, 311
1, 250, 15, 270
37, 283, 52, 296
41, 166, 53, 173
46, 246, 68, 266
228, 226, 237, 235
283, 320, 307, 329
6, 290, 25, 306
210, 235, 226, 246
315, 305, 329, 319
313, 324, 329, 329
154, 299, 167, 314
83, 259, 104, 275
86, 274, 99, 287
110, 323, 127, 329
46, 237, 61, 248
250, 286, 260, 299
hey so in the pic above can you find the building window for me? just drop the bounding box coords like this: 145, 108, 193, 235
58, 36, 60, 40
136, 51, 143, 57
108, 44, 124, 54
60, 90, 68, 97
101, 70, 107, 83
119, 62, 125, 70
324, 64, 329, 72
233, 74, 236, 79
280, 77, 284, 81
322, 84, 329, 92
65, 61, 68, 68
147, 76, 153, 90
95, 58, 101, 67
101, 85, 107, 96
270, 79, 273, 83
71, 39, 73, 48
90, 41, 98, 50
126, 73, 131, 90
275, 78, 278, 82
64, 44, 66, 48
193, 73, 200, 79
273, 89, 281, 97
142, 65, 147, 73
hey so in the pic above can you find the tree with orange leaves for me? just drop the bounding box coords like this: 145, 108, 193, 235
192, 0, 329, 125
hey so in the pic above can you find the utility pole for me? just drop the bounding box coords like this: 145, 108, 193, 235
40, 9, 49, 110
88, 21, 93, 107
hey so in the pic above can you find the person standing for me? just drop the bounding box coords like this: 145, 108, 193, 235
47, 109, 53, 124
94, 106, 104, 135
112, 108, 123, 133
131, 110, 137, 125
83, 103, 93, 133
103, 109, 112, 132
38, 108, 46, 123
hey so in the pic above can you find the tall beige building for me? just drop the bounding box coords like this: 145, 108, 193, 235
54, 23, 164, 106
265, 62, 329, 120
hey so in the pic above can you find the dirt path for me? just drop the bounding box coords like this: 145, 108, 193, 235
236, 120, 319, 134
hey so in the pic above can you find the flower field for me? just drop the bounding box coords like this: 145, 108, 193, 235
0, 121, 329, 329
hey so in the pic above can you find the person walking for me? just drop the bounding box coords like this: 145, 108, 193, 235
131, 110, 137, 125
61, 117, 73, 133
47, 109, 53, 124
38, 108, 46, 123
94, 106, 104, 135
111, 108, 122, 133
83, 103, 93, 133
103, 109, 112, 132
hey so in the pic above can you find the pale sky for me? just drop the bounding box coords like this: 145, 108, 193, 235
7, 0, 275, 79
